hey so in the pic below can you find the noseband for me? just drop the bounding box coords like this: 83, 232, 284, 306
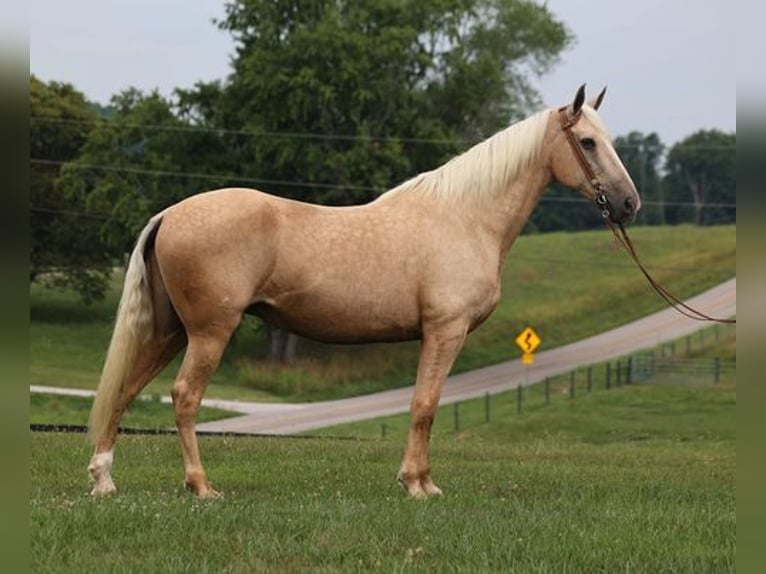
557, 106, 610, 219
556, 106, 735, 325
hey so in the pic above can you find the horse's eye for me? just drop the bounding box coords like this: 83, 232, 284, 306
580, 137, 596, 151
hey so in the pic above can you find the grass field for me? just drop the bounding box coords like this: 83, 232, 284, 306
30, 283, 737, 572
30, 374, 736, 573
30, 224, 736, 402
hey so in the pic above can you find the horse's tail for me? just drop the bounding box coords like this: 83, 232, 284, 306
88, 214, 164, 446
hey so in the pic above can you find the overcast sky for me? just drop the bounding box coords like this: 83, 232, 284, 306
30, 0, 737, 146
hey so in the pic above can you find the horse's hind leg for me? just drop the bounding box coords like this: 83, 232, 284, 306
171, 322, 238, 498
89, 330, 187, 495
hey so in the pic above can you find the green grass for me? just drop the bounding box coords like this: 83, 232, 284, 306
30, 224, 736, 401
30, 375, 736, 573
29, 393, 236, 428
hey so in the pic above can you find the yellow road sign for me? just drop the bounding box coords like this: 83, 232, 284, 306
521, 352, 534, 365
515, 326, 541, 354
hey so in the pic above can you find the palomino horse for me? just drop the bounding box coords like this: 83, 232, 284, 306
88, 85, 640, 498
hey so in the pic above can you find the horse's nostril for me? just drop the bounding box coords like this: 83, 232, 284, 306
624, 197, 634, 213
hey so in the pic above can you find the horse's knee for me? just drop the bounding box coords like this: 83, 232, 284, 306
410, 400, 436, 431
171, 379, 200, 419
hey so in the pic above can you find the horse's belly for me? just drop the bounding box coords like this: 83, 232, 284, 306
246, 295, 422, 344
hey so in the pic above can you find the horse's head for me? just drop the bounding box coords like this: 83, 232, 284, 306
549, 85, 641, 224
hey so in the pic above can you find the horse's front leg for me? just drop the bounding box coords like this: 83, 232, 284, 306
398, 322, 467, 497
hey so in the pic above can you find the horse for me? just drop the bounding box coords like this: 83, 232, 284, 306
87, 85, 640, 498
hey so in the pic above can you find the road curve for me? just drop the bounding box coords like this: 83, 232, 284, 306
194, 278, 736, 435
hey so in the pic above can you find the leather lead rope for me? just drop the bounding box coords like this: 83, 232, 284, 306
607, 219, 735, 324
558, 106, 735, 325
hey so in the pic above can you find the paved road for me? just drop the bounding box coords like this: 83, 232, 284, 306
196, 278, 736, 434
31, 278, 735, 435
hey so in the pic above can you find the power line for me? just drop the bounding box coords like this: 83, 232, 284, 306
29, 115, 461, 146
29, 157, 738, 210
30, 158, 381, 193
29, 115, 738, 150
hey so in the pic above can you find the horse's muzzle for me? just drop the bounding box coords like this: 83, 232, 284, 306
609, 195, 638, 224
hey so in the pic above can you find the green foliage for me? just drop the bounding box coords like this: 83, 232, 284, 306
664, 129, 736, 225
30, 377, 735, 572
56, 88, 234, 258
215, 0, 572, 203
30, 76, 109, 302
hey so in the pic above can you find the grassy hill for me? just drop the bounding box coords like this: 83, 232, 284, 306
30, 224, 736, 401
31, 366, 736, 572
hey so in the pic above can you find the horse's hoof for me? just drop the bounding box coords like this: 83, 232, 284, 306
421, 478, 443, 497
197, 487, 223, 499
185, 480, 222, 499
90, 480, 117, 496
397, 471, 441, 498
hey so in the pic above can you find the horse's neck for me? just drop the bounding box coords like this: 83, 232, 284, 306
474, 156, 553, 256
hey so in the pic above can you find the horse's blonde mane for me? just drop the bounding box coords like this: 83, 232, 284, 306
383, 109, 551, 204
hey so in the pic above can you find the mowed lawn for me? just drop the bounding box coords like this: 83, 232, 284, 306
31, 374, 735, 573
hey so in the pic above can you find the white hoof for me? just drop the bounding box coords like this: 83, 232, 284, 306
88, 451, 116, 496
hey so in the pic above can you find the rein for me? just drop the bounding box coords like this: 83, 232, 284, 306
557, 107, 735, 325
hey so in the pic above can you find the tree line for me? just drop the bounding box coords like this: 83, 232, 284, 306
30, 0, 735, 304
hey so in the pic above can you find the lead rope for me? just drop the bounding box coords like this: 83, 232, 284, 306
605, 217, 735, 324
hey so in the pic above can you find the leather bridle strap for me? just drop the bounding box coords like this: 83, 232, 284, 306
558, 106, 610, 218
558, 106, 735, 325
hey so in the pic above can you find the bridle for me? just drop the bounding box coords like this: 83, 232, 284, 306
557, 106, 735, 325
558, 106, 611, 219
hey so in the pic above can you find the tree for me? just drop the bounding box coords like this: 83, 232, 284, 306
663, 130, 736, 225
614, 131, 665, 225
215, 0, 572, 205
29, 76, 108, 301
56, 87, 241, 267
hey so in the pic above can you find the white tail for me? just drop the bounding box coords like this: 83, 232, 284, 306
88, 214, 164, 445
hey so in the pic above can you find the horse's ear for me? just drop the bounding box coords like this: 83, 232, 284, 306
570, 84, 586, 116
589, 86, 607, 110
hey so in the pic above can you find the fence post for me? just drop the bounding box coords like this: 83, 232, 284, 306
714, 357, 720, 384
616, 360, 622, 387
381, 423, 387, 438
606, 362, 611, 390
626, 356, 633, 384
485, 392, 491, 423
545, 377, 550, 405
453, 402, 460, 434
587, 366, 593, 393
517, 384, 522, 414
569, 371, 575, 399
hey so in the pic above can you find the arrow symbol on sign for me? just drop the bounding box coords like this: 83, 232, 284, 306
524, 331, 532, 351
